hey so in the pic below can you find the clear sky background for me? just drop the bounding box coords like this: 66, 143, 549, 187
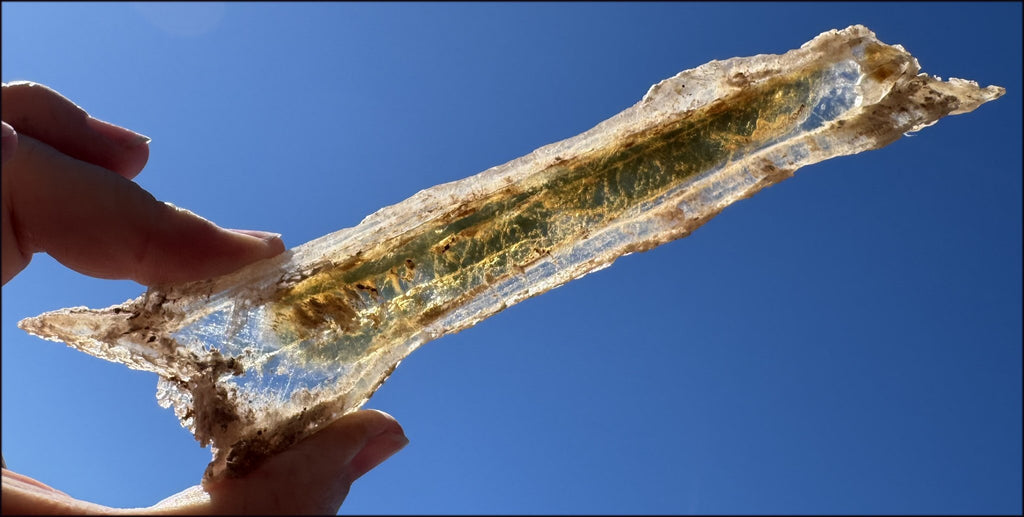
2, 2, 1021, 515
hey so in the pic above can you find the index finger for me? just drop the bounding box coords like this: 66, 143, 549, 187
1, 81, 151, 180
2, 134, 284, 286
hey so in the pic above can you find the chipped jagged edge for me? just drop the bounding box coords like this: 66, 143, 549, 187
18, 25, 1004, 481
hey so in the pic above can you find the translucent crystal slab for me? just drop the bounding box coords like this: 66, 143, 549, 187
18, 25, 1003, 480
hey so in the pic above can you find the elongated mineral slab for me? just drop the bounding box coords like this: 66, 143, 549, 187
19, 25, 1002, 480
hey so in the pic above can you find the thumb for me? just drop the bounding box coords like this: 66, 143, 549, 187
147, 410, 408, 515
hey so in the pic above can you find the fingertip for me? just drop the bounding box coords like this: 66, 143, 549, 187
345, 419, 409, 482
84, 116, 151, 148
298, 409, 407, 468
129, 205, 287, 286
265, 234, 286, 256
83, 117, 151, 179
302, 409, 406, 452
2, 82, 150, 179
120, 133, 150, 179
305, 410, 408, 484
334, 409, 406, 440
1, 121, 16, 164
227, 229, 286, 257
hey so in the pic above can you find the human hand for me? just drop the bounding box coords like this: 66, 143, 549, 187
1, 82, 408, 514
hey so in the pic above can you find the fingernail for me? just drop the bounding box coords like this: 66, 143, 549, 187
229, 229, 283, 243
1, 121, 17, 164
85, 116, 151, 147
348, 429, 409, 481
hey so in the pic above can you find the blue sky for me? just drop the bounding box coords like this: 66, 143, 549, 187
2, 2, 1021, 514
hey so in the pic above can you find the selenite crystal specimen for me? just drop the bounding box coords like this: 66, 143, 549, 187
18, 25, 1003, 480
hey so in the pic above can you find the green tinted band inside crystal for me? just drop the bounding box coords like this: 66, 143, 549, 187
269, 68, 820, 364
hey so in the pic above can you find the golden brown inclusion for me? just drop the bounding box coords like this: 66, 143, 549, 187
18, 26, 1003, 481
270, 66, 823, 365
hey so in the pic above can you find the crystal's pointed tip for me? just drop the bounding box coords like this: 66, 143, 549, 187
17, 304, 131, 346
941, 79, 1006, 115
17, 309, 79, 343
16, 314, 44, 336
985, 85, 1006, 100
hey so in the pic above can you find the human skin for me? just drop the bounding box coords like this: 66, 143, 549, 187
1, 81, 408, 514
